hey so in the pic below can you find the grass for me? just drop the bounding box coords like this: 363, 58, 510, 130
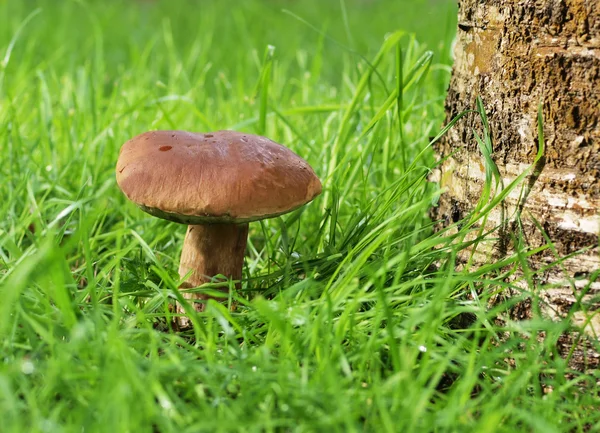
1, 0, 599, 432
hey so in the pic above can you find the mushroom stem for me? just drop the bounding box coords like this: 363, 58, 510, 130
177, 223, 249, 317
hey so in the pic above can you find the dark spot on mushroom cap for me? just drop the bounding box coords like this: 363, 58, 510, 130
205, 134, 214, 138
159, 146, 172, 151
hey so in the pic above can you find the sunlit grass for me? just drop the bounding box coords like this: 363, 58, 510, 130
1, 1, 599, 432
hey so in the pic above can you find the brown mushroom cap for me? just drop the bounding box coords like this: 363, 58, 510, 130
116, 130, 322, 224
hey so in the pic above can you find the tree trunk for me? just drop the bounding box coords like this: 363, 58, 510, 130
432, 0, 600, 370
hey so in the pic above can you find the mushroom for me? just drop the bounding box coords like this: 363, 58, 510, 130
116, 130, 322, 323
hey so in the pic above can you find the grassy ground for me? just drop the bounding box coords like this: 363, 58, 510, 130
1, 0, 599, 432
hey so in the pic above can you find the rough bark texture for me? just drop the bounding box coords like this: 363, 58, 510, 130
432, 0, 600, 370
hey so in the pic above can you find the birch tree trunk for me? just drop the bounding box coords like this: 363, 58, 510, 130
432, 0, 600, 370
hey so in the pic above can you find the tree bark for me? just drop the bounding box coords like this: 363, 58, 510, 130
432, 0, 600, 370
